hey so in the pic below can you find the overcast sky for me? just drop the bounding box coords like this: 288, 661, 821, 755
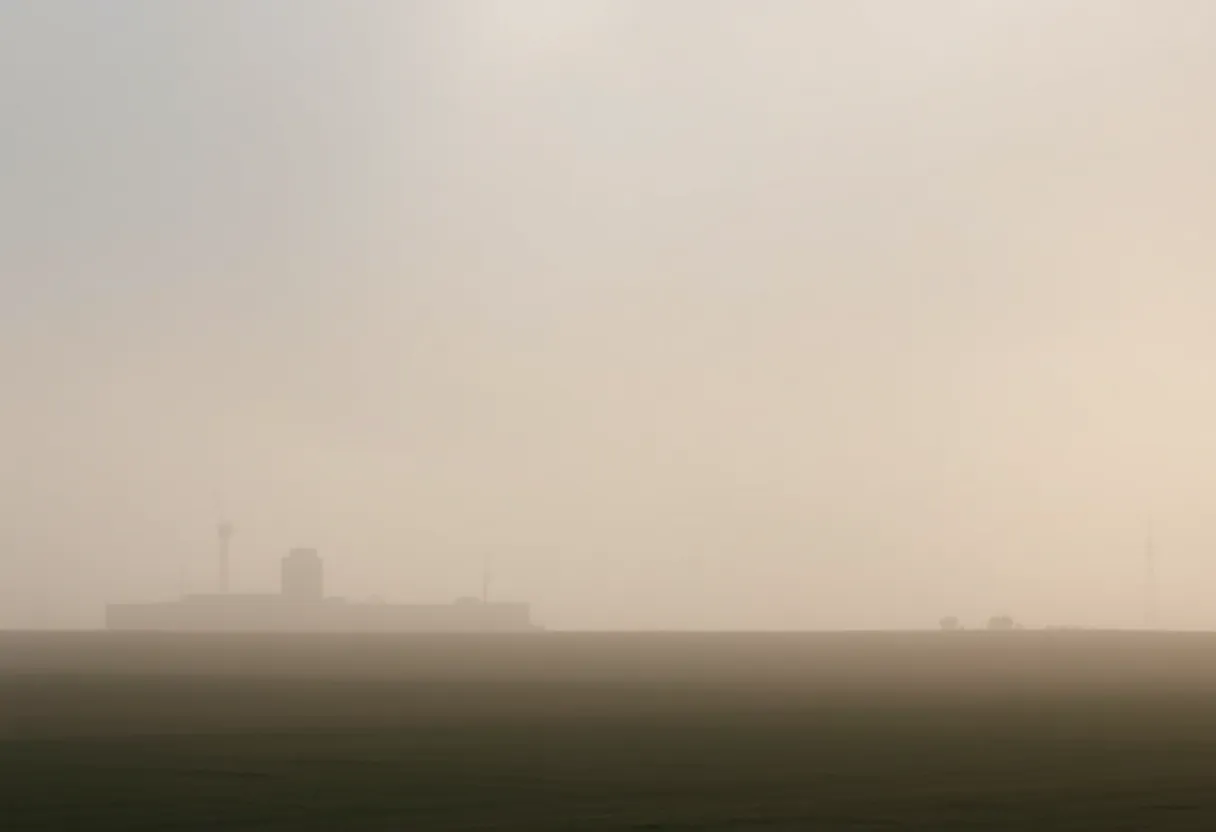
4, 1, 1216, 629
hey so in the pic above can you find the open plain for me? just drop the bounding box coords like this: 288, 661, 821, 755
6, 631, 1216, 830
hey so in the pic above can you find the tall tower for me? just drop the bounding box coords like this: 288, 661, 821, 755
217, 521, 234, 594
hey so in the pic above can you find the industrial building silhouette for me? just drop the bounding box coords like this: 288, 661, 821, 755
106, 547, 537, 633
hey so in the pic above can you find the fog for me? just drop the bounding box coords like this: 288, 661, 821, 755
3, 1, 1216, 630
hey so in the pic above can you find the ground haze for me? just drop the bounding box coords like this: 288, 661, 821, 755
6, 631, 1216, 829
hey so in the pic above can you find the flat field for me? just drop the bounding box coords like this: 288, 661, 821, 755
6, 631, 1216, 830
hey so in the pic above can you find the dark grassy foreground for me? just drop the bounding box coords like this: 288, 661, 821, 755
6, 632, 1216, 829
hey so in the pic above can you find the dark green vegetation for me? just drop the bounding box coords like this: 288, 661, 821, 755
6, 632, 1216, 829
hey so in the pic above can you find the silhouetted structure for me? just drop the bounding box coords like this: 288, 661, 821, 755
106, 547, 538, 633
281, 548, 323, 603
939, 616, 962, 631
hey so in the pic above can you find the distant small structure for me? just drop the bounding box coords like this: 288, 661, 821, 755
939, 616, 962, 631
281, 548, 323, 603
987, 615, 1017, 631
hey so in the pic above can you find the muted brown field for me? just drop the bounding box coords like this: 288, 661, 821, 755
6, 631, 1216, 830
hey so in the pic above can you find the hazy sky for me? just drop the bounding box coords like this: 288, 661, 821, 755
4, 1, 1216, 630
